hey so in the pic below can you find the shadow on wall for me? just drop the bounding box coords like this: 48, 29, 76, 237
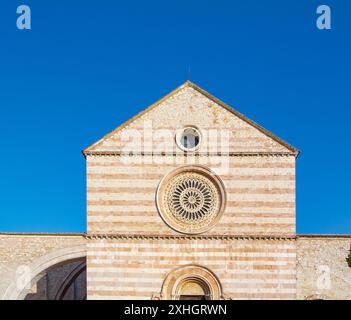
25, 260, 86, 300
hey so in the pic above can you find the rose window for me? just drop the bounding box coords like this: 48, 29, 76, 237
156, 166, 225, 234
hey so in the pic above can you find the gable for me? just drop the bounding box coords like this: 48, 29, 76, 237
83, 81, 299, 156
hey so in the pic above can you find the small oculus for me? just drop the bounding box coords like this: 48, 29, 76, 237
176, 127, 201, 152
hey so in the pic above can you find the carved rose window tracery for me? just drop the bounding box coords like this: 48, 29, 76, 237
156, 166, 226, 234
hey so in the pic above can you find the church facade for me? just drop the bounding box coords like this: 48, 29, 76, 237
0, 82, 350, 300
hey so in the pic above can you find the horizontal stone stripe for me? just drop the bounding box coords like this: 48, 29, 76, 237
88, 258, 295, 266
87, 269, 295, 279
87, 229, 296, 235
108, 140, 276, 146
88, 274, 296, 282
88, 205, 295, 217
87, 187, 295, 195
87, 287, 158, 294
88, 180, 158, 188
88, 210, 294, 217
87, 273, 297, 282
87, 283, 296, 296
87, 247, 296, 253
87, 245, 296, 253
88, 200, 294, 208
88, 273, 165, 280
98, 147, 291, 154
104, 135, 276, 142
87, 261, 295, 270
229, 201, 294, 208
87, 241, 296, 249
88, 269, 295, 279
88, 173, 295, 181
87, 215, 294, 224
88, 292, 295, 299
87, 193, 295, 202
88, 251, 296, 258
87, 167, 294, 175
88, 221, 294, 229
87, 205, 295, 213
88, 157, 294, 165
88, 162, 295, 169
87, 218, 296, 229
88, 180, 295, 189
87, 281, 295, 291
88, 281, 160, 289
98, 145, 290, 151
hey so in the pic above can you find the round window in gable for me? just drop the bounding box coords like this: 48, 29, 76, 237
176, 127, 201, 151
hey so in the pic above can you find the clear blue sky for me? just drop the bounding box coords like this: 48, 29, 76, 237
0, 1, 350, 233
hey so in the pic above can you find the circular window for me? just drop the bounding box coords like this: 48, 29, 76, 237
156, 166, 226, 234
176, 127, 201, 151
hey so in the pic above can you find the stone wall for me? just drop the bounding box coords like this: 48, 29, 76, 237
297, 235, 351, 300
0, 233, 86, 299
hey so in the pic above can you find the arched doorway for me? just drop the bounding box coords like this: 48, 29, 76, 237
177, 277, 211, 300
156, 264, 223, 300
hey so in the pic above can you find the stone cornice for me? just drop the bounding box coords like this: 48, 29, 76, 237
83, 151, 297, 157
85, 233, 297, 241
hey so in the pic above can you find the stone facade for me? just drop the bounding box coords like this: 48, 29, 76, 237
0, 82, 350, 300
87, 236, 296, 300
85, 82, 297, 299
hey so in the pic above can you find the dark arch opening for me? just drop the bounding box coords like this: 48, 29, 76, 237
24, 258, 86, 300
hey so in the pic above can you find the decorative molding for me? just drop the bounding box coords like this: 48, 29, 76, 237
157, 264, 223, 300
84, 151, 297, 157
85, 234, 297, 241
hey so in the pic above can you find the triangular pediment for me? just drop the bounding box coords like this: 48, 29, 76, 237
83, 81, 299, 156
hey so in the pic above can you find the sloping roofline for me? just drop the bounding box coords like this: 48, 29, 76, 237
83, 81, 300, 157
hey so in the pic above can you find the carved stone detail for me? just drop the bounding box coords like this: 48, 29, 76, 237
156, 166, 226, 234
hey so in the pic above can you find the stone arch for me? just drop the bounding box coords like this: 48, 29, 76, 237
3, 244, 86, 300
155, 264, 224, 300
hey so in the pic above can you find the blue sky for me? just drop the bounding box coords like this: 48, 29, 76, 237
0, 1, 350, 233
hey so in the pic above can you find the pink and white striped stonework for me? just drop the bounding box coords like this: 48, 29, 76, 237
84, 81, 299, 300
